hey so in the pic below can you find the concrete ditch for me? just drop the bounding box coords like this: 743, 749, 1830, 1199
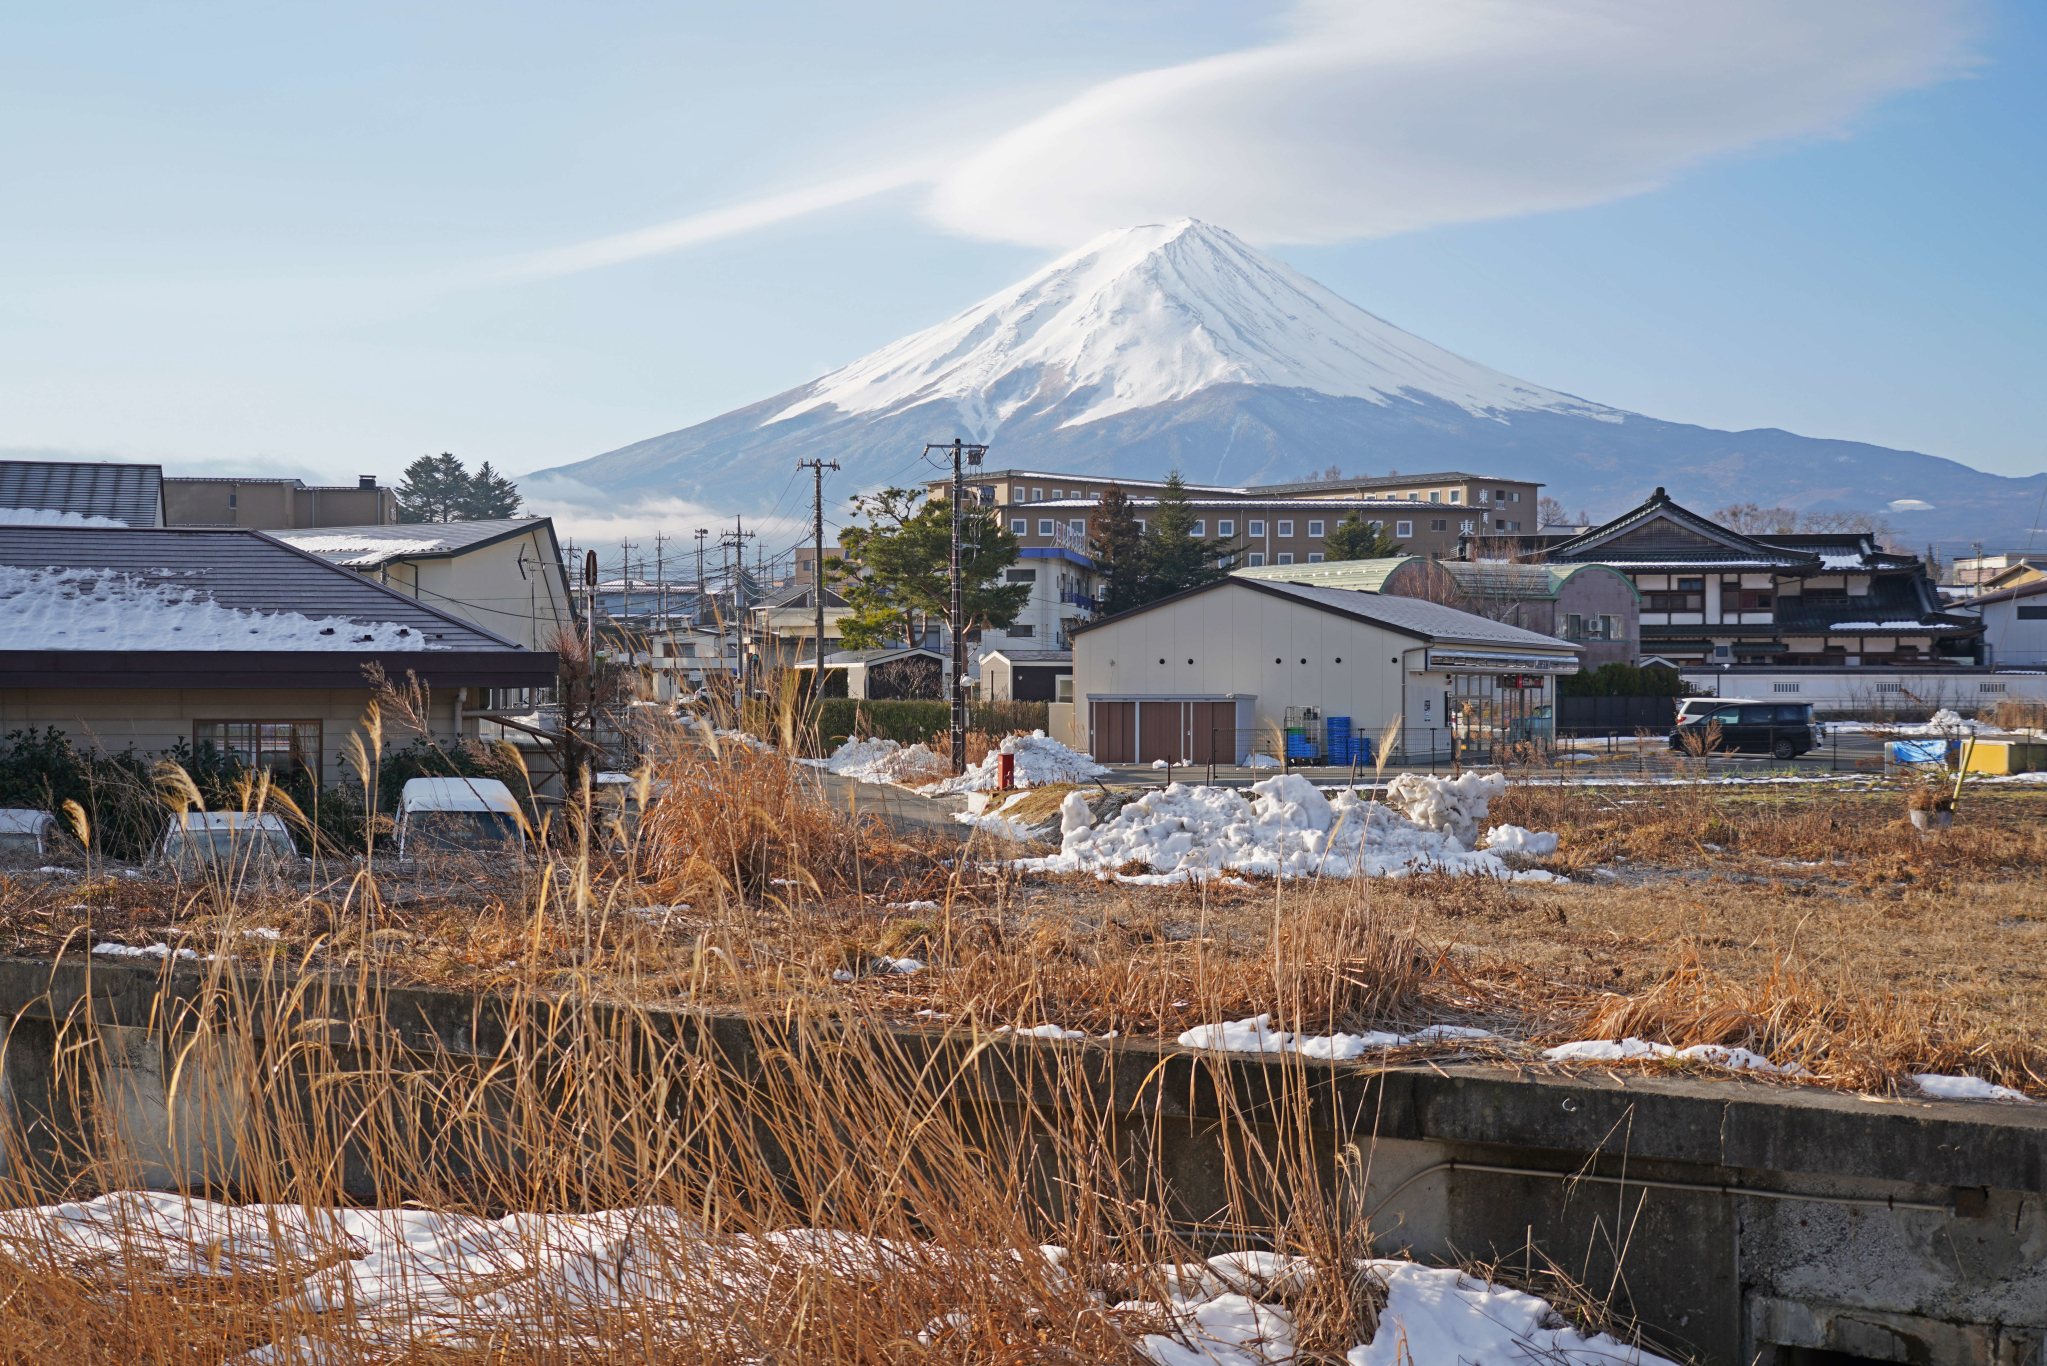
0, 953, 2037, 1365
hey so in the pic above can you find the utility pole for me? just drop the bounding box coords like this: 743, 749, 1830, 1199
798, 459, 841, 687
619, 536, 635, 623
927, 439, 986, 775
694, 528, 709, 628
654, 530, 667, 625
722, 517, 756, 696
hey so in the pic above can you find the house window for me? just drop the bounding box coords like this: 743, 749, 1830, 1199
1009, 624, 1035, 637
1135, 518, 1146, 533
1647, 590, 1704, 611
1277, 520, 1294, 537
1038, 520, 1055, 535
1218, 519, 1235, 536
1429, 491, 1441, 502
1736, 591, 1773, 610
1070, 520, 1086, 535
1276, 553, 1294, 565
1307, 520, 1324, 537
1010, 518, 1027, 535
1395, 520, 1412, 538
1307, 552, 1324, 563
1248, 519, 1265, 537
2019, 605, 2047, 620
1005, 568, 1037, 582
1031, 489, 1043, 501
1050, 488, 1062, 499
195, 721, 321, 781
1430, 519, 1448, 532
1247, 553, 1265, 567
1561, 614, 1582, 639
1190, 519, 1205, 536
1508, 492, 1521, 502
1448, 491, 1461, 503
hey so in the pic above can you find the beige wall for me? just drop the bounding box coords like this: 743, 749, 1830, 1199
164, 481, 396, 529
368, 530, 571, 652
0, 686, 462, 784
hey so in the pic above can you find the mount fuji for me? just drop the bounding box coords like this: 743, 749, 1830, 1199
532, 220, 2040, 548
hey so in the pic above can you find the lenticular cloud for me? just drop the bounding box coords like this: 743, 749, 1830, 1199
928, 0, 1979, 248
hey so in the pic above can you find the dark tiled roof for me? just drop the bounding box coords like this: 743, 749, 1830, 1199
755, 583, 849, 611
0, 527, 517, 649
982, 649, 1072, 664
1546, 488, 1816, 570
0, 460, 163, 527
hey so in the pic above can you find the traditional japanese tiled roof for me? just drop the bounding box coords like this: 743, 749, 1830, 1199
1544, 488, 1819, 570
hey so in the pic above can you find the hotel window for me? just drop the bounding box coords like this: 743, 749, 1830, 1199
1135, 518, 1146, 533
1307, 552, 1324, 563
1277, 520, 1294, 536
1276, 553, 1294, 565
1407, 493, 1419, 501
1038, 520, 1055, 535
1030, 489, 1043, 501
1735, 590, 1774, 610
1069, 519, 1086, 536
195, 721, 321, 781
1050, 488, 1062, 499
1448, 490, 1461, 503
1218, 519, 1235, 536
1395, 520, 1412, 538
1247, 552, 1265, 567
1010, 518, 1027, 535
1430, 519, 1448, 532
1429, 491, 1441, 502
1190, 519, 1205, 536
1307, 520, 1324, 537
1248, 519, 1265, 537
1647, 579, 1705, 611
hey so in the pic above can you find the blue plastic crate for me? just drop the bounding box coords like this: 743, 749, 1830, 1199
1284, 735, 1317, 760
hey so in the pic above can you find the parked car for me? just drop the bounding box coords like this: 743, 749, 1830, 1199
1674, 697, 1766, 725
0, 809, 55, 855
394, 777, 528, 859
1670, 702, 1816, 760
154, 812, 299, 875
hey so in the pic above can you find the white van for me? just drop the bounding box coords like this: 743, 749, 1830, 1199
154, 812, 299, 875
395, 777, 528, 858
0, 809, 55, 855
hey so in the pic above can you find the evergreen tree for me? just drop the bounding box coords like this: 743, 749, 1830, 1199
1087, 484, 1147, 617
461, 461, 524, 519
395, 453, 470, 523
1139, 470, 1229, 601
1323, 513, 1405, 562
826, 488, 1030, 650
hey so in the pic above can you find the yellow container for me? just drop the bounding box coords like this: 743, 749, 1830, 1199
1962, 740, 2047, 775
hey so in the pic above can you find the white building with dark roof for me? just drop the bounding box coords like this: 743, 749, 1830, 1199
0, 527, 554, 781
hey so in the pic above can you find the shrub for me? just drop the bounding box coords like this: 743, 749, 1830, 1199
813, 699, 1050, 749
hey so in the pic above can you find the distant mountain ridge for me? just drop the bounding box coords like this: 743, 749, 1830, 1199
531, 220, 2041, 550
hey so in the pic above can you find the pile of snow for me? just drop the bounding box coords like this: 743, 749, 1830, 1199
1482, 824, 1559, 856
925, 731, 1109, 794
0, 565, 439, 649
1018, 774, 1560, 883
1384, 771, 1506, 844
1243, 752, 1282, 769
1544, 1038, 1804, 1075
90, 942, 202, 962
0, 507, 126, 527
0, 1191, 1676, 1366
1178, 1015, 1497, 1062
1913, 1072, 2032, 1102
808, 735, 949, 785
1836, 708, 1991, 736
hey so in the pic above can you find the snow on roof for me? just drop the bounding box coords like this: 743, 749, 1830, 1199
0, 810, 54, 834
0, 507, 126, 528
1827, 620, 1947, 631
0, 564, 444, 649
271, 519, 542, 568
168, 812, 291, 830
1819, 553, 1872, 570
398, 777, 522, 813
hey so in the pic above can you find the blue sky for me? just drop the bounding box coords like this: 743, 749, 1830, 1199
2, 0, 2040, 540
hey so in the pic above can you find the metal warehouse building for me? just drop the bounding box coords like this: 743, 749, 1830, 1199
1069, 578, 1582, 765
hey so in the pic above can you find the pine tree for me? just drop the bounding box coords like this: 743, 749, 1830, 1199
1088, 484, 1147, 617
1139, 470, 1229, 602
461, 461, 524, 519
395, 452, 469, 523
827, 488, 1030, 650
1323, 513, 1405, 562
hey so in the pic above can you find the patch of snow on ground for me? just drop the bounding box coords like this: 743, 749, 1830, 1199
1016, 775, 1554, 882
1242, 753, 1282, 769
997, 1025, 1087, 1040
1177, 1015, 1496, 1061
1913, 1072, 2032, 1101
1545, 1038, 1804, 1075
1482, 824, 1559, 856
91, 942, 201, 961
0, 565, 438, 649
0, 1193, 1678, 1366
925, 731, 1109, 794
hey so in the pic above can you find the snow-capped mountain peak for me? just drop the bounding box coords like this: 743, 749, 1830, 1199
771, 219, 1617, 433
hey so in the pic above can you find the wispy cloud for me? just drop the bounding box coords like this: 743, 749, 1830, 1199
510, 0, 1981, 274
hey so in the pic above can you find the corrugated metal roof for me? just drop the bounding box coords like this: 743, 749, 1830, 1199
1247, 581, 1582, 651
0, 527, 519, 650
0, 460, 163, 527
269, 518, 547, 568
1234, 558, 1414, 592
